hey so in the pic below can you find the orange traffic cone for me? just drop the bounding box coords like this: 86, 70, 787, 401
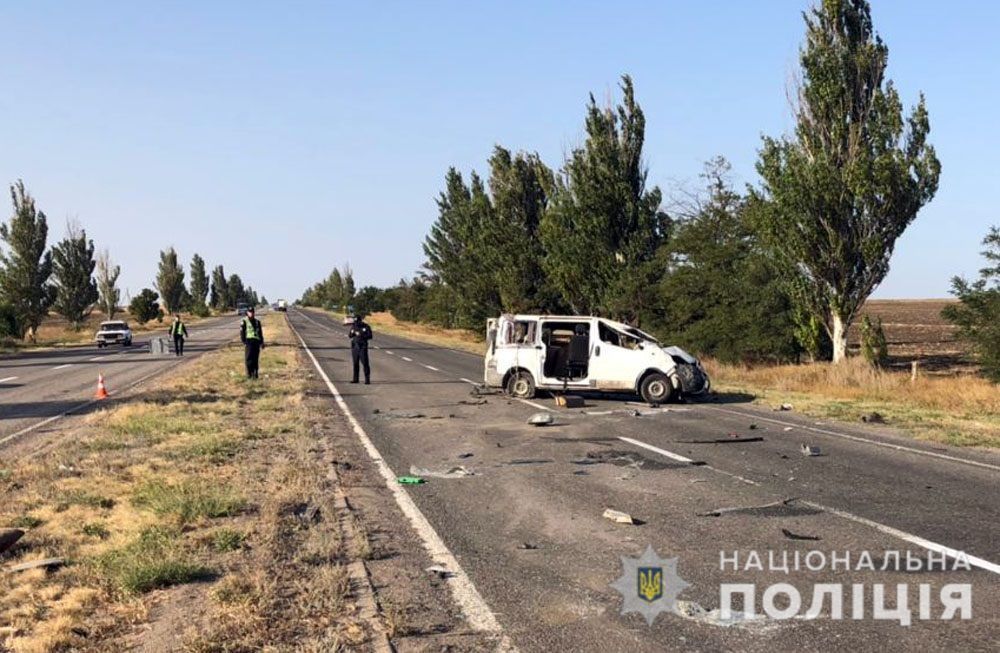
95, 373, 110, 400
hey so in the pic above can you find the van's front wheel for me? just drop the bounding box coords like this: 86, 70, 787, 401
506, 371, 536, 399
640, 372, 673, 405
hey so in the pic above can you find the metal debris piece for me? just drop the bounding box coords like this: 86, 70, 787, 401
783, 427, 794, 432
528, 412, 555, 426
801, 444, 821, 457
781, 528, 821, 541
777, 403, 793, 411
457, 452, 474, 459
396, 476, 425, 485
697, 498, 798, 518
409, 465, 475, 479
603, 508, 636, 525
749, 423, 759, 430
518, 542, 539, 550
425, 565, 453, 579
6, 557, 64, 573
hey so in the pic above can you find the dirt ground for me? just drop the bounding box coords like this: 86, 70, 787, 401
850, 299, 968, 373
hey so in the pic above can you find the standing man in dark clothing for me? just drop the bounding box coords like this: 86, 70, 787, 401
240, 306, 264, 379
349, 314, 373, 384
169, 314, 188, 356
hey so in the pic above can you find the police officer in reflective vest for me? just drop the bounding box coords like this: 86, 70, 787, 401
240, 306, 264, 379
169, 314, 188, 356
348, 314, 373, 384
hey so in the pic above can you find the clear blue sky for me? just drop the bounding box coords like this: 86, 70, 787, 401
1, 1, 996, 302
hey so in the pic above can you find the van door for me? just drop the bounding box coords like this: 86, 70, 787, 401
487, 317, 542, 389
539, 319, 592, 388
588, 320, 646, 391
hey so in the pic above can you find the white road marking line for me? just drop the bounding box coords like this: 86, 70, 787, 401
618, 436, 694, 463
516, 397, 550, 411
52, 364, 72, 370
385, 350, 395, 355
89, 356, 108, 361
801, 500, 1000, 576
0, 376, 18, 384
401, 356, 413, 362
290, 323, 515, 648
619, 437, 998, 575
423, 364, 440, 372
460, 377, 477, 385
705, 405, 1000, 473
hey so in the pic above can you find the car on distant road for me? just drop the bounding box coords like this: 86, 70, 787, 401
95, 320, 133, 348
237, 302, 250, 316
484, 314, 709, 403
276, 299, 287, 312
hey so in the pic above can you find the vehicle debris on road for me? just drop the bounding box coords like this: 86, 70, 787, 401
409, 465, 475, 479
425, 565, 453, 579
528, 412, 555, 426
781, 527, 821, 541
777, 403, 794, 411
603, 508, 637, 524
861, 412, 886, 424
396, 476, 426, 485
6, 557, 65, 573
801, 444, 821, 456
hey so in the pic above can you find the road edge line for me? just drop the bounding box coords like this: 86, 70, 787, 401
289, 317, 517, 650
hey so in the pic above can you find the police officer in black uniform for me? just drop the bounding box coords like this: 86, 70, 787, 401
240, 306, 265, 379
348, 314, 373, 384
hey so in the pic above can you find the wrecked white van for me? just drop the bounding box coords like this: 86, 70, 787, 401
484, 315, 710, 403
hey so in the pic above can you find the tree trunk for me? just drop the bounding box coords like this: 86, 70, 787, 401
832, 313, 848, 363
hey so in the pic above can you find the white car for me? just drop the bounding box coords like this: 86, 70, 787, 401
95, 320, 133, 348
484, 314, 709, 404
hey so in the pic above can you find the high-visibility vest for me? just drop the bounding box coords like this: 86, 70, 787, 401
243, 318, 260, 340
171, 321, 185, 337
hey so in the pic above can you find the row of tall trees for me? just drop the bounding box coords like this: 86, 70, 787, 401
299, 264, 356, 311
399, 0, 941, 365
0, 180, 262, 338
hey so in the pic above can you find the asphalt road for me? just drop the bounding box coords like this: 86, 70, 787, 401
289, 308, 999, 652
0, 315, 240, 451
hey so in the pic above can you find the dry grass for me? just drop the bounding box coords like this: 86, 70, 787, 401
0, 312, 371, 652
1, 310, 213, 352
707, 356, 1000, 448
305, 307, 486, 355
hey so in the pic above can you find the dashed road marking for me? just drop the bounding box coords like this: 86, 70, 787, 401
401, 356, 413, 362
385, 350, 395, 355
289, 320, 516, 649
0, 376, 18, 384
423, 364, 440, 372
460, 377, 477, 385
52, 364, 73, 370
618, 436, 695, 463
89, 356, 109, 361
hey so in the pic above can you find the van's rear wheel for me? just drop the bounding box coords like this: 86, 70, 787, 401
640, 372, 672, 405
506, 371, 536, 399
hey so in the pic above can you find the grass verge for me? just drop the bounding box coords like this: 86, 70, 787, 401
0, 312, 371, 651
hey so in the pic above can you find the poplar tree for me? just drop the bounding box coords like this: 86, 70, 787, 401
96, 249, 121, 319
51, 222, 99, 329
751, 0, 940, 362
486, 146, 555, 313
0, 181, 55, 340
540, 75, 667, 323
189, 253, 210, 313
156, 247, 186, 314
210, 265, 228, 310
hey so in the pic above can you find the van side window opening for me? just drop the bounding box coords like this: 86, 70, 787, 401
498, 320, 535, 346
599, 322, 641, 349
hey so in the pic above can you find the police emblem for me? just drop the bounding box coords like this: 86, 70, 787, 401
611, 545, 690, 625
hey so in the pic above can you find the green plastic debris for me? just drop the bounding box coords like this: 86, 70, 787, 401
397, 476, 425, 485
